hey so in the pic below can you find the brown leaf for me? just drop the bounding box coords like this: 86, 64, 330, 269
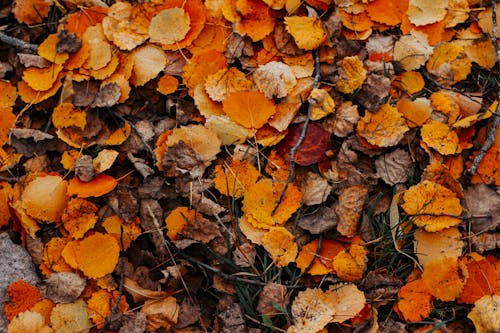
257, 282, 289, 317
176, 298, 201, 328
119, 312, 148, 333
57, 30, 82, 53
335, 185, 368, 237
182, 215, 222, 244
298, 206, 337, 234
162, 141, 206, 179
232, 242, 256, 268
74, 155, 94, 182
356, 74, 391, 112
91, 82, 121, 107
217, 303, 246, 332
301, 172, 332, 205
375, 149, 412, 186
464, 184, 500, 233
360, 269, 402, 306
43, 272, 86, 303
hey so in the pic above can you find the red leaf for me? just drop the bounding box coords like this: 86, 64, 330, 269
277, 122, 331, 166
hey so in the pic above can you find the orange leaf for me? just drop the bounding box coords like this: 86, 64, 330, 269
422, 258, 465, 301
40, 237, 73, 277
394, 279, 433, 322
38, 34, 69, 64
426, 42, 472, 86
102, 215, 141, 250
261, 227, 298, 267
0, 80, 17, 108
21, 174, 68, 223
52, 103, 87, 130
401, 180, 462, 232
61, 197, 98, 239
242, 178, 302, 229
22, 64, 64, 91
295, 239, 344, 275
357, 104, 409, 147
105, 121, 131, 146
157, 75, 179, 95
332, 240, 368, 282
182, 49, 227, 96
64, 233, 120, 279
234, 0, 275, 42
214, 159, 259, 198
12, 0, 52, 24
397, 98, 432, 128
458, 254, 497, 304
471, 144, 500, 186
366, 0, 408, 26
87, 289, 128, 329
67, 174, 118, 198
164, 206, 200, 241
421, 121, 462, 155
0, 107, 15, 147
284, 16, 327, 50
223, 91, 276, 129
335, 56, 366, 94
66, 7, 108, 38
4, 280, 42, 320
393, 71, 425, 95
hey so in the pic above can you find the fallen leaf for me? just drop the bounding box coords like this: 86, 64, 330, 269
149, 8, 191, 46
470, 144, 500, 186
204, 67, 254, 102
141, 296, 179, 331
301, 172, 332, 205
4, 280, 42, 320
285, 16, 326, 50
394, 279, 433, 322
401, 180, 462, 232
257, 282, 289, 317
467, 295, 500, 333
421, 121, 462, 155
222, 91, 276, 129
43, 272, 86, 304
407, 0, 448, 26
12, 0, 52, 24
458, 254, 497, 304
213, 159, 259, 198
426, 42, 472, 86
21, 174, 68, 223
357, 104, 409, 148
375, 149, 412, 186
253, 61, 297, 99
327, 283, 366, 323
422, 258, 464, 302
261, 226, 298, 267
7, 310, 52, 333
288, 288, 335, 333
50, 299, 92, 333
393, 31, 433, 71
130, 44, 167, 86
414, 227, 463, 269
335, 185, 368, 237
335, 56, 366, 94
67, 174, 118, 198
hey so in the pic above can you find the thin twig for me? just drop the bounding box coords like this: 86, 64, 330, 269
273, 48, 321, 213
0, 32, 38, 52
468, 0, 500, 175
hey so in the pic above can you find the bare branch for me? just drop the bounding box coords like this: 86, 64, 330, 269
0, 32, 38, 52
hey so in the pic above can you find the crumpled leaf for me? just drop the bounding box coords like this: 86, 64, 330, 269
426, 42, 472, 86
284, 16, 326, 50
329, 101, 359, 137
4, 280, 42, 320
140, 296, 179, 331
301, 172, 332, 205
375, 149, 412, 186
61, 197, 98, 239
401, 180, 462, 232
309, 88, 335, 121
50, 299, 92, 333
335, 56, 366, 94
297, 206, 337, 234
253, 61, 297, 99
467, 295, 500, 333
357, 104, 409, 148
288, 288, 335, 333
7, 310, 53, 333
43, 272, 86, 304
335, 185, 368, 237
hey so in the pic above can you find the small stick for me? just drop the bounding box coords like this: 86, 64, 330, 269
468, 0, 500, 175
0, 32, 38, 52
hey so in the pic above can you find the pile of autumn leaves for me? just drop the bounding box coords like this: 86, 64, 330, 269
0, 0, 500, 331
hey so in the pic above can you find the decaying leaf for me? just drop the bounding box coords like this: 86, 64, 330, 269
335, 185, 368, 237
335, 56, 366, 94
288, 288, 335, 333
467, 295, 500, 333
50, 299, 92, 333
140, 296, 179, 331
375, 149, 412, 186
357, 104, 409, 148
43, 272, 86, 304
253, 61, 297, 99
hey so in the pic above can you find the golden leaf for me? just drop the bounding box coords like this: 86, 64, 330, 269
401, 180, 462, 232
357, 104, 409, 147
335, 56, 366, 94
284, 16, 327, 50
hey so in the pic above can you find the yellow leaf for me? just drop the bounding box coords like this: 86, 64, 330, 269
261, 227, 298, 267
335, 56, 366, 94
284, 16, 327, 50
357, 104, 409, 147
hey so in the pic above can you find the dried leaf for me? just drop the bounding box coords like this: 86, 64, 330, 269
335, 56, 366, 94
357, 104, 409, 148
44, 272, 86, 304
414, 227, 463, 269
393, 31, 433, 71
301, 172, 332, 205
50, 299, 92, 333
13, 0, 52, 24
458, 254, 497, 304
253, 61, 297, 99
130, 44, 167, 86
140, 296, 179, 331
471, 145, 500, 186
327, 283, 366, 323
204, 67, 254, 102
4, 280, 42, 320
467, 295, 500, 333
284, 16, 326, 50
288, 288, 335, 333
21, 174, 68, 223
214, 159, 259, 198
7, 310, 53, 333
257, 282, 288, 317
261, 226, 298, 267
421, 121, 462, 155
422, 258, 465, 301
149, 8, 191, 46
222, 91, 276, 129
407, 0, 448, 26
426, 42, 472, 86
395, 279, 433, 322
335, 185, 368, 237
375, 149, 412, 186
397, 98, 432, 128
401, 180, 462, 232
67, 174, 118, 198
